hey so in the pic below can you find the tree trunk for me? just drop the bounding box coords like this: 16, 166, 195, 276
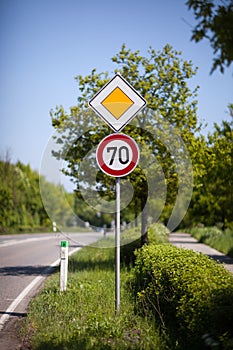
135, 206, 138, 227
141, 195, 148, 246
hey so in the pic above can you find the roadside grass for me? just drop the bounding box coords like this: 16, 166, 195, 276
188, 226, 233, 258
22, 226, 169, 350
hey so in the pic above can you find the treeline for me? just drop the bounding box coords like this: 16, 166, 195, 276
0, 160, 74, 233
183, 116, 233, 230
72, 115, 232, 231
0, 114, 232, 234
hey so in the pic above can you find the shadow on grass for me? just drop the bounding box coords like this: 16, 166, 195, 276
68, 238, 141, 273
33, 338, 115, 350
69, 252, 115, 272
33, 333, 146, 350
69, 257, 116, 272
33, 339, 88, 350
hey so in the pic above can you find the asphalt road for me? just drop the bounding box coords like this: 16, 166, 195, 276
0, 231, 102, 331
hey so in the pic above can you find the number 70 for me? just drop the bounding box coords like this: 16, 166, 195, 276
107, 146, 129, 165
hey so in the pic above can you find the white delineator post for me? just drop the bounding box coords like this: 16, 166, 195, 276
53, 221, 57, 232
60, 240, 69, 292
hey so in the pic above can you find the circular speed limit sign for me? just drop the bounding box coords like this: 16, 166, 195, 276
96, 133, 140, 177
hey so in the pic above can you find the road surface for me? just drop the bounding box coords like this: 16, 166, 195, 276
0, 231, 102, 333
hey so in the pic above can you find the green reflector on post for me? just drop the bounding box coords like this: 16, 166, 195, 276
61, 241, 68, 247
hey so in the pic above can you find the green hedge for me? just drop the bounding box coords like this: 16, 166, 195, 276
131, 244, 233, 349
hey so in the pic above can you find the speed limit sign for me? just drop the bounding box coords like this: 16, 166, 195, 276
96, 133, 140, 177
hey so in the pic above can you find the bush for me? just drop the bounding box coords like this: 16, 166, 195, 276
148, 223, 170, 244
132, 244, 233, 349
120, 224, 169, 265
189, 226, 223, 242
120, 227, 141, 265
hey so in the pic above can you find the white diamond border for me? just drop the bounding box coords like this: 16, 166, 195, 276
89, 74, 147, 132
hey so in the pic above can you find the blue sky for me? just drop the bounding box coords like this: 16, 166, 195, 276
0, 0, 232, 181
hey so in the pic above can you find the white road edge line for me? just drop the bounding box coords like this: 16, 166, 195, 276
0, 236, 54, 248
0, 246, 82, 331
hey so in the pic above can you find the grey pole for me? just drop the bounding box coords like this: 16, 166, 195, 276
115, 177, 120, 313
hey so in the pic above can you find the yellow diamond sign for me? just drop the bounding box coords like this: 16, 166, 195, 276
88, 74, 147, 132
101, 87, 134, 120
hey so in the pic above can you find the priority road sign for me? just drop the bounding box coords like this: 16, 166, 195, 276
96, 133, 139, 177
89, 74, 147, 132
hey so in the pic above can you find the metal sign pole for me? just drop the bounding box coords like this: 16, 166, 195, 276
115, 177, 120, 313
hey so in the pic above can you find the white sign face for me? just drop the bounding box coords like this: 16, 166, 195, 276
96, 133, 140, 177
89, 74, 147, 132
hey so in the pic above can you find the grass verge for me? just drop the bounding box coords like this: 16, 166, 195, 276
188, 226, 233, 258
21, 226, 169, 350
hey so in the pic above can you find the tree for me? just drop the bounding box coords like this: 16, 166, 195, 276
51, 44, 201, 245
184, 104, 233, 228
186, 0, 233, 73
207, 116, 233, 228
39, 177, 76, 228
0, 160, 45, 231
204, 107, 233, 228
0, 158, 76, 233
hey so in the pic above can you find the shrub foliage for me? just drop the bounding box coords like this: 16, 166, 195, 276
132, 244, 233, 349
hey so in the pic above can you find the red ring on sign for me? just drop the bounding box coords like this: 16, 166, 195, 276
96, 134, 139, 177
